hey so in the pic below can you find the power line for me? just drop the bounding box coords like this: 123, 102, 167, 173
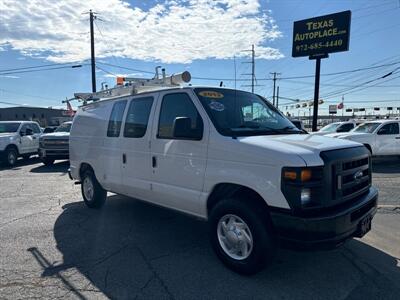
0, 61, 86, 73
0, 64, 87, 76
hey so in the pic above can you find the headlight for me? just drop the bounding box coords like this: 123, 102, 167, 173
281, 167, 323, 210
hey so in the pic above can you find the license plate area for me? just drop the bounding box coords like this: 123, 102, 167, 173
355, 214, 372, 237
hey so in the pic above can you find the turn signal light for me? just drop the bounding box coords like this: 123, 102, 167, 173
284, 171, 297, 180
300, 169, 312, 182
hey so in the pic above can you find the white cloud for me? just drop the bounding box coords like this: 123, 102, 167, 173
0, 75, 20, 79
0, 0, 283, 64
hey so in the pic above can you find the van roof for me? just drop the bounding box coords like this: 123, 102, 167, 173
80, 86, 269, 106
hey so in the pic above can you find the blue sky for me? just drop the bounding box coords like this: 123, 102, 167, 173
0, 0, 399, 116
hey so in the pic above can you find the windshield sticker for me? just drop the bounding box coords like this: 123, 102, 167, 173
209, 101, 225, 111
199, 91, 224, 99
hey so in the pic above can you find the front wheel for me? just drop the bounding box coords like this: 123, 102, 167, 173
5, 148, 18, 167
209, 198, 276, 275
81, 169, 106, 208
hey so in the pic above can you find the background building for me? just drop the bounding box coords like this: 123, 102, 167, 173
0, 106, 72, 127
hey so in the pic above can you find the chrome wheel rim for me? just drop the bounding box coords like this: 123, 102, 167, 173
217, 214, 253, 260
8, 151, 16, 165
83, 176, 94, 201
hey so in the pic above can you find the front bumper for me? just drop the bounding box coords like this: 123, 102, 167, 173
270, 186, 378, 248
39, 148, 69, 160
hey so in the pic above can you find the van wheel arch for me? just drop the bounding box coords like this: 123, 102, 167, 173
207, 183, 271, 221
79, 163, 95, 180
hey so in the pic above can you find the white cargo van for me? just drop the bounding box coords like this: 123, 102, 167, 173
69, 83, 378, 274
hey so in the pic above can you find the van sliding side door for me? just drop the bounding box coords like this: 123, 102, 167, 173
120, 94, 157, 200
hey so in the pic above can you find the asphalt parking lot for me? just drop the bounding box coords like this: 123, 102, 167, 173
0, 157, 399, 299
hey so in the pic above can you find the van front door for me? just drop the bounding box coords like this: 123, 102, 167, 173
121, 96, 156, 200
150, 91, 209, 216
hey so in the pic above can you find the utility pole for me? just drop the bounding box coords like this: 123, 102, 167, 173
251, 44, 255, 93
270, 72, 281, 107
276, 86, 280, 109
89, 10, 96, 93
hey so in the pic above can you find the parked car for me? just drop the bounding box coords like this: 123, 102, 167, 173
39, 121, 72, 165
327, 120, 400, 156
69, 87, 378, 275
0, 121, 42, 166
289, 119, 306, 131
311, 120, 356, 136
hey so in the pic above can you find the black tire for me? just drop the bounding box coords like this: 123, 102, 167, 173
41, 158, 55, 166
81, 169, 107, 208
4, 147, 18, 167
209, 197, 276, 275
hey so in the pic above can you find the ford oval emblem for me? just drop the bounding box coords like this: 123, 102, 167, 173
353, 170, 363, 181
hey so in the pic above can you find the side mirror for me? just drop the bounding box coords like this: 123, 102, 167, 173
19, 131, 25, 137
172, 117, 196, 139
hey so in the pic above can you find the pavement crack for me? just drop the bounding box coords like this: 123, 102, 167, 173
134, 246, 175, 300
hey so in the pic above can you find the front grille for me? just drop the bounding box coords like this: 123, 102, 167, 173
42, 139, 69, 149
334, 155, 371, 202
320, 147, 372, 208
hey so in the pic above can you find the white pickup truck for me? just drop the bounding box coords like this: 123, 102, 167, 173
327, 120, 400, 156
69, 86, 378, 274
0, 121, 42, 166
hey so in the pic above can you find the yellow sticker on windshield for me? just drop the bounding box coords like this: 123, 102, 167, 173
199, 91, 224, 99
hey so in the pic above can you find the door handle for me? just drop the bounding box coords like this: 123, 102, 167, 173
152, 156, 157, 168
32, 137, 37, 139
122, 153, 127, 164
396, 137, 400, 139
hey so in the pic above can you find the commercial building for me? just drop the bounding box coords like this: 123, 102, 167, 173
0, 106, 72, 127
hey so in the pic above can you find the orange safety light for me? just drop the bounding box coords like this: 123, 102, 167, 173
116, 77, 125, 85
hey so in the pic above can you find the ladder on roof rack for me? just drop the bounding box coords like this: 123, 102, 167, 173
72, 67, 191, 104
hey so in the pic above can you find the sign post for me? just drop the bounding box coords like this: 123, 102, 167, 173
292, 10, 351, 131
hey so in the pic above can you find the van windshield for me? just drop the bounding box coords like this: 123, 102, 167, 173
194, 88, 301, 137
0, 122, 21, 133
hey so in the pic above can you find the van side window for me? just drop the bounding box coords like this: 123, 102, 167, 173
124, 97, 154, 138
158, 93, 203, 140
107, 100, 127, 137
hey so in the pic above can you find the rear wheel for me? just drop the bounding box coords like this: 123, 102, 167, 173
81, 169, 106, 208
5, 147, 18, 167
209, 197, 276, 275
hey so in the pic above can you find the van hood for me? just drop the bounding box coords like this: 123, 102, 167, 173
41, 132, 70, 139
237, 134, 361, 166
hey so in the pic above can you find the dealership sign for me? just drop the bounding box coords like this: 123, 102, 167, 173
292, 10, 351, 57
329, 105, 337, 114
